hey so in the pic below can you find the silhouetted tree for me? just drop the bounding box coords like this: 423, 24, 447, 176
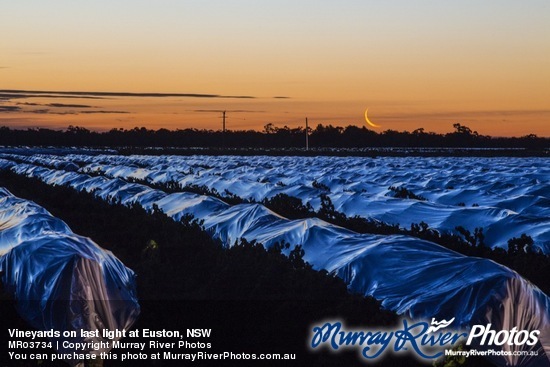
508, 234, 535, 255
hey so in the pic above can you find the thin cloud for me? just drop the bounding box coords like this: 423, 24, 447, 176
26, 109, 130, 115
191, 109, 265, 113
0, 93, 106, 100
48, 103, 94, 108
10, 100, 130, 115
16, 102, 41, 106
47, 103, 95, 108
80, 110, 130, 114
0, 106, 22, 112
31, 109, 50, 114
1, 89, 256, 99
17, 102, 96, 108
28, 109, 79, 115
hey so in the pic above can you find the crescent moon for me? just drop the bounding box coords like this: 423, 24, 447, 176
364, 108, 381, 128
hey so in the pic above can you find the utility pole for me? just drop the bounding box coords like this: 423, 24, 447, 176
221, 110, 226, 149
305, 117, 309, 151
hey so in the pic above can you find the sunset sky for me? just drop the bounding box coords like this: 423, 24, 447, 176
1, 1, 549, 136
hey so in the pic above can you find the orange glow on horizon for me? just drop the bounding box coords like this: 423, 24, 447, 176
1, 2, 548, 137
0, 93, 548, 137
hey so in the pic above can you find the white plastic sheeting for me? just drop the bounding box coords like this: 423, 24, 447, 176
1, 155, 549, 366
0, 186, 140, 363
5, 153, 546, 252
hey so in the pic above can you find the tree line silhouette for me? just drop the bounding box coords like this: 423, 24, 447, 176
0, 123, 547, 149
